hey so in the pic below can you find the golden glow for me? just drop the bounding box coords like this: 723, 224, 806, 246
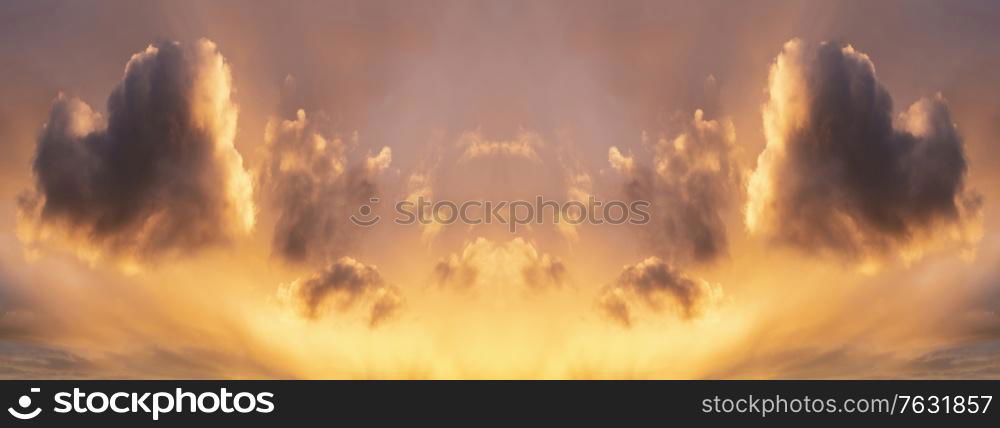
1, 2, 998, 380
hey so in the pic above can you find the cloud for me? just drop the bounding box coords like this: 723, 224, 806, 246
402, 128, 587, 244
17, 40, 255, 266
554, 134, 594, 243
0, 341, 94, 379
433, 238, 566, 291
261, 109, 391, 263
746, 39, 982, 263
277, 257, 401, 327
403, 169, 445, 244
609, 109, 740, 265
904, 341, 1000, 379
457, 129, 542, 162
597, 257, 720, 327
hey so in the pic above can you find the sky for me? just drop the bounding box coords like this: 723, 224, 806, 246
1, 0, 999, 379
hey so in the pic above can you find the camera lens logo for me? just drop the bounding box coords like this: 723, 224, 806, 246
8, 387, 41, 420
350, 197, 381, 227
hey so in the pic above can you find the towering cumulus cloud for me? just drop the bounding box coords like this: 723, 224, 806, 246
609, 110, 740, 265
746, 40, 982, 263
597, 257, 721, 327
261, 110, 391, 263
278, 257, 401, 327
17, 40, 255, 265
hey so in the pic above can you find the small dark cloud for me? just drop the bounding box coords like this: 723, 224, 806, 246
597, 257, 719, 327
279, 257, 401, 327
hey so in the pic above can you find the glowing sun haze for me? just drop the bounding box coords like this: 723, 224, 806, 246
1, 0, 999, 379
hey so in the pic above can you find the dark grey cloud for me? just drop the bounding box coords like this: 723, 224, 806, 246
278, 257, 401, 327
597, 257, 719, 327
17, 39, 255, 264
746, 39, 982, 261
609, 109, 740, 265
261, 109, 391, 264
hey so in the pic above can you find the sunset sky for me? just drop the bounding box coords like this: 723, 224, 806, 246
1, 0, 999, 379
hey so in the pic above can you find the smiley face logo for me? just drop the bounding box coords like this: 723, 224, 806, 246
8, 387, 41, 420
350, 197, 381, 227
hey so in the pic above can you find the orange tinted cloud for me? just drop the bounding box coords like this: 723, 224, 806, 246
261, 109, 391, 264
